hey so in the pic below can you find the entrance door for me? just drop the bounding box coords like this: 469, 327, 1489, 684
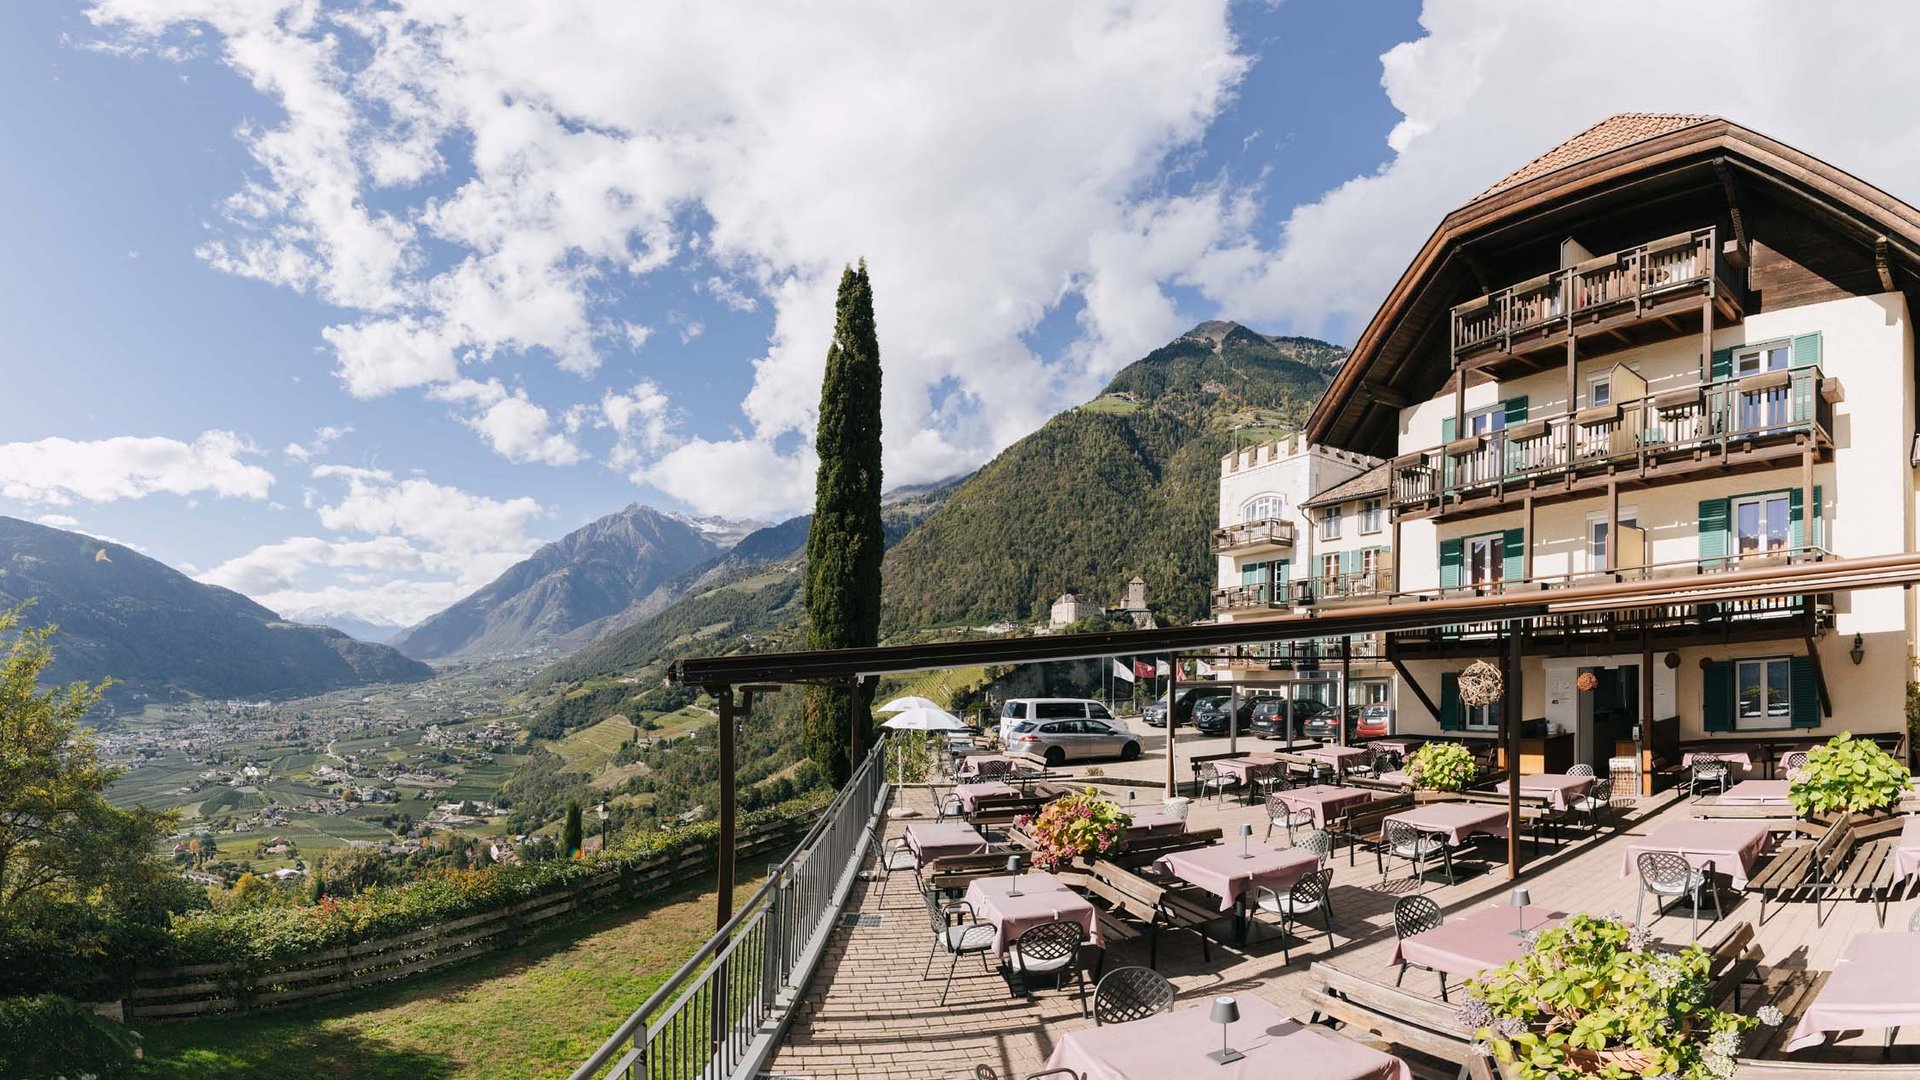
1586, 665, 1640, 767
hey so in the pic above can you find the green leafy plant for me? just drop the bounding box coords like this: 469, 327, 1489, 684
1023, 787, 1131, 872
1787, 731, 1911, 817
1462, 914, 1774, 1079
1406, 741, 1476, 793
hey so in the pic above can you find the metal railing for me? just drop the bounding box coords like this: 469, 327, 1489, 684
1210, 517, 1295, 553
570, 735, 890, 1080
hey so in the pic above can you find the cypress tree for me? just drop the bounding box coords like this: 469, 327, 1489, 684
562, 799, 584, 860
803, 262, 885, 786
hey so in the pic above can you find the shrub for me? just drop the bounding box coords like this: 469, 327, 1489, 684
1406, 741, 1476, 793
1024, 788, 1130, 872
0, 994, 139, 1080
1787, 731, 1911, 817
1463, 914, 1774, 1080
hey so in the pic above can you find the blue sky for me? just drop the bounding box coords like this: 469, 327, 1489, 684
5, 1, 1913, 630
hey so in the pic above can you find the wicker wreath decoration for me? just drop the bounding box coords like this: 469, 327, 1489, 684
1575, 671, 1599, 693
1458, 660, 1505, 708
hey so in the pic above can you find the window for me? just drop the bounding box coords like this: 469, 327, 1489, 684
1466, 532, 1505, 587
1735, 343, 1790, 377
1320, 553, 1342, 583
1359, 548, 1381, 579
1035, 702, 1084, 720
1001, 702, 1027, 719
1468, 406, 1507, 437
1360, 498, 1385, 534
1087, 703, 1114, 721
1240, 494, 1284, 523
1734, 494, 1791, 559
1363, 681, 1390, 705
1321, 510, 1342, 540
1466, 700, 1500, 732
1585, 508, 1638, 570
1735, 657, 1793, 730
1589, 374, 1612, 408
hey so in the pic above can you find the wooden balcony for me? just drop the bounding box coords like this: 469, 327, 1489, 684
1210, 582, 1289, 614
1210, 518, 1296, 555
1450, 227, 1744, 375
1300, 567, 1395, 606
1391, 366, 1834, 521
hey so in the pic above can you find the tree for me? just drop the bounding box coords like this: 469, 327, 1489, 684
562, 799, 584, 860
803, 262, 885, 786
0, 610, 171, 921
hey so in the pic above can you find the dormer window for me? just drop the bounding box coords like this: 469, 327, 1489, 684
1240, 494, 1284, 522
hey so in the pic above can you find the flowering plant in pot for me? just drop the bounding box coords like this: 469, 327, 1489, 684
1024, 787, 1131, 871
1406, 741, 1476, 793
1786, 731, 1911, 818
1460, 914, 1778, 1079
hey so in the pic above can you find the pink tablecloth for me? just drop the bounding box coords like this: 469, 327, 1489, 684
1375, 770, 1412, 786
1275, 785, 1375, 829
952, 781, 1018, 813
956, 754, 1027, 778
1893, 816, 1920, 883
1125, 810, 1188, 840
1392, 905, 1567, 976
1043, 994, 1412, 1080
1383, 803, 1509, 846
904, 821, 989, 866
1154, 844, 1322, 911
1301, 745, 1372, 776
1208, 757, 1278, 785
1369, 739, 1423, 756
1492, 773, 1594, 811
1683, 749, 1755, 769
1719, 780, 1790, 805
1621, 819, 1772, 888
1785, 931, 1920, 1051
962, 871, 1101, 956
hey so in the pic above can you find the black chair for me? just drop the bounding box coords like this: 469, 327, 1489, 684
1091, 966, 1176, 1025
1379, 818, 1451, 888
974, 757, 1015, 780
1392, 894, 1448, 1000
1254, 866, 1334, 963
1007, 919, 1091, 1011
1565, 763, 1596, 778
875, 835, 920, 902
922, 892, 997, 1005
973, 1067, 1082, 1079
1636, 851, 1721, 939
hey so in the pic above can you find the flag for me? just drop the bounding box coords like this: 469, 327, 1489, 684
1132, 659, 1155, 680
1155, 659, 1171, 676
1112, 658, 1135, 684
1195, 660, 1215, 677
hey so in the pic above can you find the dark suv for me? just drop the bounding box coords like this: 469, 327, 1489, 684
1248, 698, 1336, 741
1142, 688, 1223, 728
1190, 695, 1259, 736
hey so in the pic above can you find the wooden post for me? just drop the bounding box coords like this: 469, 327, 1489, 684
1506, 625, 1524, 881
1339, 636, 1352, 747
1164, 660, 1179, 798
1640, 632, 1654, 799
1802, 446, 1817, 557
1607, 479, 1620, 575
1700, 296, 1714, 383
849, 674, 866, 774
1565, 335, 1578, 419
1228, 679, 1239, 756
716, 685, 738, 928
1522, 495, 1536, 583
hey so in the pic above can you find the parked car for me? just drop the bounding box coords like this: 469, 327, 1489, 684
1299, 701, 1353, 742
1141, 688, 1223, 728
997, 698, 1118, 746
1350, 703, 1393, 740
1247, 697, 1336, 741
1190, 694, 1262, 736
1004, 713, 1142, 767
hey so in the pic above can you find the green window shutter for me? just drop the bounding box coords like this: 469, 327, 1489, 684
1786, 485, 1822, 553
1697, 498, 1730, 569
1439, 673, 1464, 730
1440, 416, 1456, 443
1790, 331, 1822, 370
1789, 655, 1821, 727
1711, 347, 1732, 380
1504, 396, 1529, 425
1343, 549, 1363, 576
1241, 561, 1266, 587
1702, 661, 1734, 732
1276, 558, 1290, 586
1501, 527, 1526, 584
1438, 538, 1464, 589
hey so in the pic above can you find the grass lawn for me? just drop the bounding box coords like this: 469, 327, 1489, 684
132, 880, 755, 1080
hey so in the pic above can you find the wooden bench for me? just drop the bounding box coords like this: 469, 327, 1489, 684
1326, 793, 1414, 867
1305, 963, 1496, 1080
923, 850, 1024, 894
1080, 857, 1221, 970
1701, 919, 1765, 1010
1450, 789, 1560, 851
1809, 813, 1903, 927
1744, 816, 1837, 926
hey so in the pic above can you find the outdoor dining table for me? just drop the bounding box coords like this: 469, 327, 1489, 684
1784, 931, 1920, 1052
1718, 779, 1791, 805
1892, 816, 1920, 883
962, 871, 1101, 956
1208, 756, 1279, 798
1273, 784, 1375, 829
1153, 842, 1321, 944
1368, 738, 1423, 756
1392, 904, 1567, 981
1300, 744, 1372, 777
1683, 747, 1757, 773
955, 754, 1029, 779
1620, 819, 1772, 888
1041, 993, 1413, 1080
1123, 810, 1188, 840
1382, 802, 1510, 846
950, 781, 1020, 813
903, 821, 989, 866
1491, 772, 1594, 811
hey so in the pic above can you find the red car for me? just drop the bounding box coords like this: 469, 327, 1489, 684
1349, 704, 1392, 740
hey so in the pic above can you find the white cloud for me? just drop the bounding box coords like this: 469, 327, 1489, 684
600, 380, 676, 472
309, 464, 544, 558
429, 378, 584, 466
35, 514, 80, 529
199, 534, 438, 593
284, 423, 352, 462
0, 431, 273, 506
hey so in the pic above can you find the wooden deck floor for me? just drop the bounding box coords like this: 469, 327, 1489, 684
763, 786, 1920, 1079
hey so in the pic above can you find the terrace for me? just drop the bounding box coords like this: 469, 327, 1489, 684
1210, 518, 1296, 555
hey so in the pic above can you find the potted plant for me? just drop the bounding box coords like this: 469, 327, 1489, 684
1022, 787, 1131, 871
1406, 741, 1476, 794
1460, 914, 1780, 1079
1786, 731, 1911, 818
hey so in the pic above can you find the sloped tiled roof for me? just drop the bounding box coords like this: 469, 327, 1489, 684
1477, 113, 1715, 200
1301, 461, 1390, 509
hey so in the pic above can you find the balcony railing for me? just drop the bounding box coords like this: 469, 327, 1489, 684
1451, 228, 1731, 363
1299, 568, 1394, 605
1212, 582, 1288, 611
1211, 518, 1296, 553
1392, 366, 1831, 513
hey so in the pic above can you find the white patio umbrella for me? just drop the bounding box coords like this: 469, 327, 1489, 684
876, 695, 943, 714
878, 705, 968, 731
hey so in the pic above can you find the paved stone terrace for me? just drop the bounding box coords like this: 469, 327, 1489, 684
764, 783, 1920, 1079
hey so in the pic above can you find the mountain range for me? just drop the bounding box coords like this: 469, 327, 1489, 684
0, 516, 431, 704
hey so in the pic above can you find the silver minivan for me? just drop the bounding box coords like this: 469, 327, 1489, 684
999, 698, 1139, 766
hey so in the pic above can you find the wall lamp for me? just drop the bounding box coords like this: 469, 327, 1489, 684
1849, 633, 1865, 666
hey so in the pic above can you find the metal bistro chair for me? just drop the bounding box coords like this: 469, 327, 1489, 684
1006, 919, 1092, 1012
1091, 966, 1176, 1026
1379, 818, 1450, 888
875, 835, 921, 902
1570, 776, 1614, 833
923, 892, 998, 1005
974, 1067, 1081, 1080
974, 757, 1016, 781
1345, 746, 1380, 780
1392, 894, 1449, 1000
1566, 763, 1596, 778
1636, 851, 1722, 939
1295, 827, 1335, 867
1251, 762, 1286, 800
1689, 755, 1730, 799
1254, 866, 1335, 964
1264, 789, 1314, 845
1780, 750, 1810, 775
1203, 761, 1243, 806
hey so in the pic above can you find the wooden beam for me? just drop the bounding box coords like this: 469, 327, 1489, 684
1716, 160, 1748, 255
1391, 655, 1442, 720
1878, 235, 1897, 293
715, 685, 738, 928
1804, 636, 1834, 718
1360, 380, 1411, 408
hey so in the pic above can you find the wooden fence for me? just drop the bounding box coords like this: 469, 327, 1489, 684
127, 818, 808, 1020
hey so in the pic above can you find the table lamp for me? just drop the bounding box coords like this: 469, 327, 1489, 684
1511, 887, 1531, 935
1207, 996, 1244, 1064
1239, 822, 1254, 859
1006, 854, 1024, 898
